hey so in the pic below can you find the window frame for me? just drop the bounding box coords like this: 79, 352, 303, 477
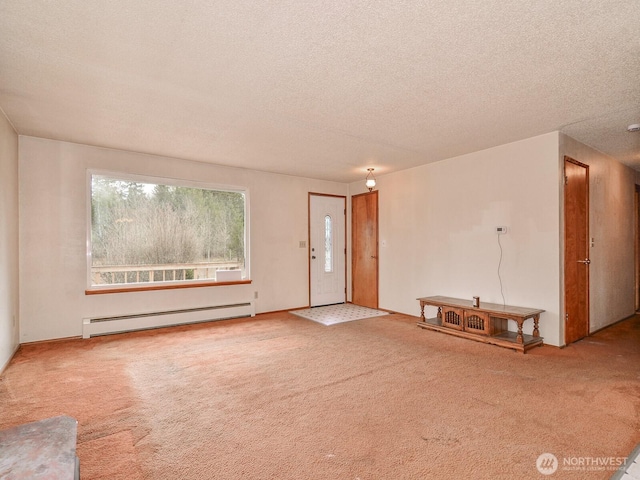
86, 169, 251, 294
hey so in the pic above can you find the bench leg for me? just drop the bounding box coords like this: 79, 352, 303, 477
516, 319, 524, 344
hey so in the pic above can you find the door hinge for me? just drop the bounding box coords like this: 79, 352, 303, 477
565, 313, 569, 321
564, 175, 568, 185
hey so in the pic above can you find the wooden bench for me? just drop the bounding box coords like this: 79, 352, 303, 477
417, 296, 544, 353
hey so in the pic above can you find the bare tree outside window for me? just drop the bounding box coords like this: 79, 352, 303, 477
90, 175, 246, 286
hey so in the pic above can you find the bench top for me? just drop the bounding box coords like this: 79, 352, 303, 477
417, 295, 545, 319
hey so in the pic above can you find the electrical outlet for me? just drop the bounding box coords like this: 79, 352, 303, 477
254, 291, 259, 299
299, 240, 306, 248
496, 226, 508, 235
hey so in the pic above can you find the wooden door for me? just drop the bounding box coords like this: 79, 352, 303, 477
564, 157, 589, 344
352, 191, 378, 308
309, 194, 346, 307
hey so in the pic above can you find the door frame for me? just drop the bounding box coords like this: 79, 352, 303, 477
308, 192, 347, 307
563, 156, 590, 345
636, 184, 640, 311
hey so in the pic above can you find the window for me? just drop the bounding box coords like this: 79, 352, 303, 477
89, 172, 247, 289
324, 214, 333, 273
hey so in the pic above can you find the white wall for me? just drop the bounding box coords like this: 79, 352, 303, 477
560, 134, 636, 332
16, 132, 638, 345
351, 133, 563, 346
0, 109, 20, 370
19, 137, 347, 342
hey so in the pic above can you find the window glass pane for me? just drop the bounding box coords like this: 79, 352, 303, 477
324, 215, 333, 273
90, 174, 246, 286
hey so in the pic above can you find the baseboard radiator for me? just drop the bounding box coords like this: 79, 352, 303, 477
82, 302, 255, 339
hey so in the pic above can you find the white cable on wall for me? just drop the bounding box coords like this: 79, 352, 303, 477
497, 233, 506, 307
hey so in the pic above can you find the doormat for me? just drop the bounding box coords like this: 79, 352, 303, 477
290, 303, 388, 326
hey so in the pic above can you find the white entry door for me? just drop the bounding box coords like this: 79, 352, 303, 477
310, 194, 346, 307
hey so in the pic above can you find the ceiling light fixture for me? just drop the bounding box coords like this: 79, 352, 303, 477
627, 124, 640, 133
365, 168, 376, 192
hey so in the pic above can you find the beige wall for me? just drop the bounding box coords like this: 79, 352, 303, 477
351, 133, 563, 346
15, 132, 640, 346
18, 137, 347, 342
347, 132, 637, 347
0, 109, 19, 370
560, 134, 637, 333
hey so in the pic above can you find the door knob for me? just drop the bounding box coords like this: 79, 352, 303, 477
371, 256, 377, 259
577, 258, 591, 265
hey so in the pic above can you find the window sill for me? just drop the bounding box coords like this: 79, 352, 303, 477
85, 279, 252, 295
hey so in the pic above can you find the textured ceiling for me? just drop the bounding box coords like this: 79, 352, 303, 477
0, 1, 639, 182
